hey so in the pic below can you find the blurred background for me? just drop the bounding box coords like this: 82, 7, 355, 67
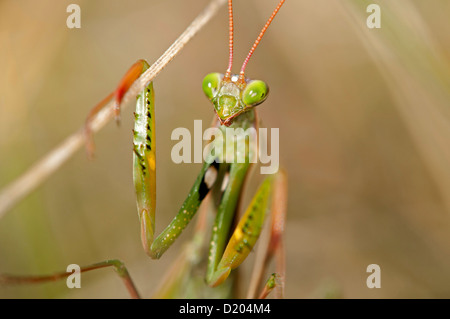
0, 0, 449, 298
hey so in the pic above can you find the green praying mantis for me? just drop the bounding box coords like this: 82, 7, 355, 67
1, 0, 288, 299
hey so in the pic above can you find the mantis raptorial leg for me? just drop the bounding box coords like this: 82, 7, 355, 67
1, 0, 288, 298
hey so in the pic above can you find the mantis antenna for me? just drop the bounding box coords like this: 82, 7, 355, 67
224, 0, 234, 80
239, 0, 286, 83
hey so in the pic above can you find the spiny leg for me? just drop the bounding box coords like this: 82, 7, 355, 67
152, 186, 228, 299
153, 158, 242, 298
206, 169, 287, 294
134, 80, 225, 259
84, 59, 150, 159
83, 60, 223, 260
138, 155, 223, 259
247, 169, 288, 299
206, 162, 276, 287
0, 61, 148, 298
151, 199, 212, 299
205, 161, 250, 286
0, 259, 140, 299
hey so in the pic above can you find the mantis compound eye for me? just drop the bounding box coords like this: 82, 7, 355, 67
242, 80, 269, 107
202, 72, 222, 100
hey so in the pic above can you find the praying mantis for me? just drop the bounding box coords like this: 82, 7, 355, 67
1, 0, 288, 299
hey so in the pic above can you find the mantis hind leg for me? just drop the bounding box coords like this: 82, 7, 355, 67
0, 259, 140, 299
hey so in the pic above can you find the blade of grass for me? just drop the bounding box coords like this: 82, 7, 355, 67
339, 0, 450, 213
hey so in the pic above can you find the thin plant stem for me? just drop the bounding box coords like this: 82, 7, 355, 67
0, 0, 226, 219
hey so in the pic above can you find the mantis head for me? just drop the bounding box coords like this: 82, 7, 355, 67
201, 0, 284, 126
202, 72, 268, 126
